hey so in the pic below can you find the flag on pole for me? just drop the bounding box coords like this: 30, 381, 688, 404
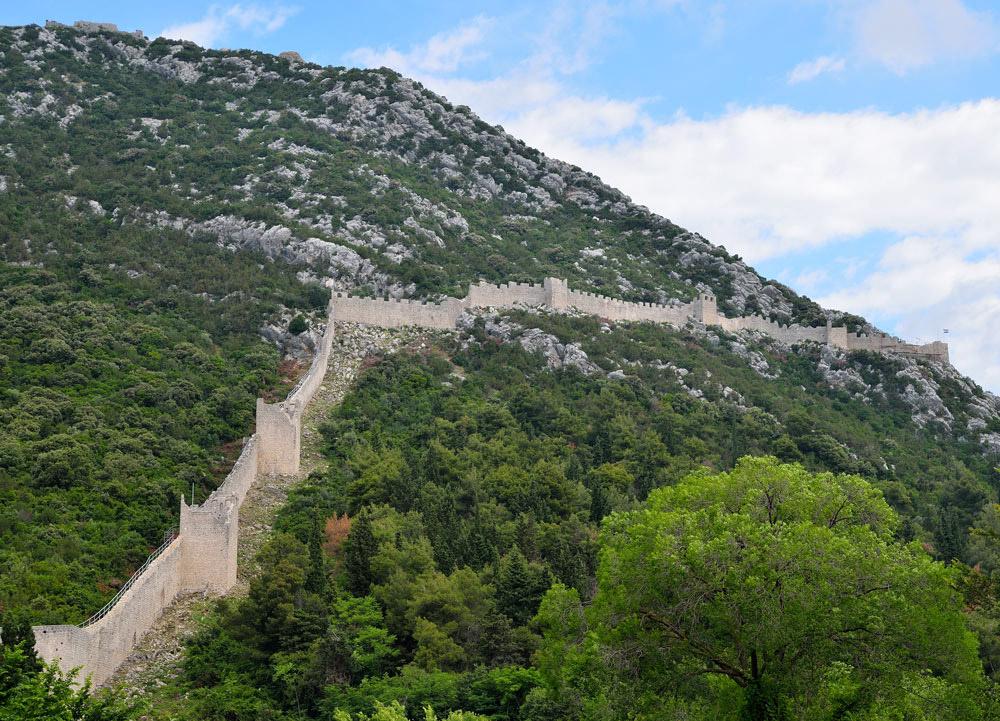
943, 329, 949, 334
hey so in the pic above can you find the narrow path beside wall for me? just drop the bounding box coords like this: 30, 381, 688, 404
107, 323, 427, 703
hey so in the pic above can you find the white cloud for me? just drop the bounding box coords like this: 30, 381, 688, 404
853, 0, 999, 73
788, 54, 846, 83
517, 100, 1000, 263
820, 240, 1000, 389
160, 3, 298, 47
529, 2, 623, 75
497, 99, 1000, 388
346, 17, 493, 77
507, 96, 649, 144
794, 268, 830, 293
345, 13, 1000, 389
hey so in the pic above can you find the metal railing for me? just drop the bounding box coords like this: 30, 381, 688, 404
78, 527, 179, 628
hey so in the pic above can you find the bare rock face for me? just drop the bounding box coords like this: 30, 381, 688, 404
279, 51, 304, 63
458, 311, 602, 376
259, 319, 322, 360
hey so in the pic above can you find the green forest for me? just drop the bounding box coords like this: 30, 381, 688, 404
89, 325, 1000, 719
2, 21, 1000, 721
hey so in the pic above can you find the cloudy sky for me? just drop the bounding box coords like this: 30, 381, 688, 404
12, 1, 1000, 390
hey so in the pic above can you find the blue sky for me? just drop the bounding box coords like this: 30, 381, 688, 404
8, 1, 1000, 390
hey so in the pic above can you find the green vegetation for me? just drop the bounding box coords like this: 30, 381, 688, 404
1, 21, 1000, 720
0, 234, 328, 624
538, 457, 983, 719
157, 328, 1000, 719
0, 623, 140, 720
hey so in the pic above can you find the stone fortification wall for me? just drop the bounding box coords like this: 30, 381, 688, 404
466, 280, 549, 309
287, 301, 337, 409
258, 301, 338, 475
177, 434, 259, 594
846, 334, 949, 363
332, 278, 948, 364
179, 495, 239, 593
330, 293, 465, 329
45, 20, 145, 38
32, 279, 948, 686
718, 314, 830, 345
34, 305, 338, 687
558, 286, 690, 325
34, 539, 183, 688
256, 397, 300, 476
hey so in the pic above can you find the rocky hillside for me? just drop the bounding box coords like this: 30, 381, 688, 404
1, 20, 1000, 577
1, 21, 811, 320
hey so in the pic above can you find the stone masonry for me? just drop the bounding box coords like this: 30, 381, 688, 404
332, 277, 949, 363
33, 298, 336, 687
31, 277, 947, 687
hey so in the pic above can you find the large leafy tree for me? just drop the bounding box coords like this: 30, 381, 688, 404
537, 456, 985, 719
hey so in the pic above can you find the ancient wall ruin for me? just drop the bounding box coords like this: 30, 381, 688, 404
332, 277, 948, 363
33, 300, 337, 687
44, 20, 145, 38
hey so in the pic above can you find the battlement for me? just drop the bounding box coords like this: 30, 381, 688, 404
332, 277, 948, 363
45, 20, 145, 38
331, 293, 466, 329
33, 305, 337, 687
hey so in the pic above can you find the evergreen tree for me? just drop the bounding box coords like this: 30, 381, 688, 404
462, 514, 499, 570
935, 506, 969, 563
566, 453, 583, 482
496, 549, 536, 625
589, 482, 610, 523
421, 484, 460, 572
514, 512, 539, 562
306, 513, 326, 595
343, 512, 377, 596
478, 611, 522, 667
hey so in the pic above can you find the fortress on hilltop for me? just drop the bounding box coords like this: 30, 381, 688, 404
333, 277, 949, 363
44, 20, 145, 39
31, 277, 946, 689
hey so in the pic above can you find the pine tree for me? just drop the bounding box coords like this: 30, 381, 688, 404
566, 453, 583, 482
462, 514, 498, 570
514, 512, 539, 562
343, 512, 377, 596
479, 610, 523, 667
305, 513, 326, 595
589, 482, 610, 523
496, 549, 533, 625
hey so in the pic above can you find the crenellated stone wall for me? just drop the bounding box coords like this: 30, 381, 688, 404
33, 300, 337, 687
45, 20, 145, 38
332, 277, 949, 363
33, 540, 184, 689
31, 279, 948, 687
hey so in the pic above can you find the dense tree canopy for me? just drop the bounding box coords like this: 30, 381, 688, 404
536, 457, 986, 720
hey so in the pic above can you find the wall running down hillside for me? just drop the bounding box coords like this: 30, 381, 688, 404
333, 278, 949, 363
31, 299, 337, 688
29, 278, 945, 687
